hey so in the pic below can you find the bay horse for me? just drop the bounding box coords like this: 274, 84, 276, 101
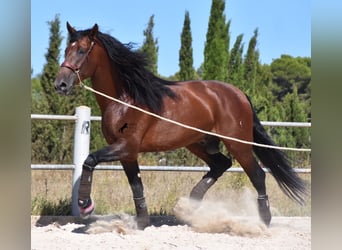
54, 22, 307, 229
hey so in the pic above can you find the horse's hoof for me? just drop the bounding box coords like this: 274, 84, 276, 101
257, 195, 272, 226
79, 200, 95, 219
136, 216, 150, 230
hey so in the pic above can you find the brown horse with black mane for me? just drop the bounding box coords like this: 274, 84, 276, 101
54, 23, 307, 229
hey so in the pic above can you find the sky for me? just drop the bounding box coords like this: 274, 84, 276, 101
31, 0, 311, 77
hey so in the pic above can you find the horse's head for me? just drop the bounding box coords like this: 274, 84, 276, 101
54, 22, 99, 95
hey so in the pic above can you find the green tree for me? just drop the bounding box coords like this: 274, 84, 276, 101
32, 15, 66, 163
202, 0, 230, 81
196, 63, 204, 79
31, 16, 88, 163
39, 15, 67, 114
227, 33, 244, 85
270, 55, 311, 101
270, 55, 311, 121
252, 64, 277, 120
282, 86, 310, 146
179, 11, 195, 81
31, 75, 51, 163
272, 86, 310, 165
31, 76, 46, 110
243, 28, 259, 95
140, 15, 158, 75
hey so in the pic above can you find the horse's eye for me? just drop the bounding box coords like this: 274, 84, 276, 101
78, 49, 86, 55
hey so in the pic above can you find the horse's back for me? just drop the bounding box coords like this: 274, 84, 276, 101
172, 80, 254, 143
173, 80, 252, 116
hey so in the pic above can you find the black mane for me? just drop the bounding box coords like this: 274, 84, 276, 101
70, 28, 177, 113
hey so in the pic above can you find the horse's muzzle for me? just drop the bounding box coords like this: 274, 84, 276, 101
54, 71, 76, 95
54, 81, 70, 95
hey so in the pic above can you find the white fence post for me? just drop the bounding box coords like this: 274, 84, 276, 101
72, 106, 91, 216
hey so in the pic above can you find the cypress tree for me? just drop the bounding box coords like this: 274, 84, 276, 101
227, 33, 244, 85
253, 64, 276, 120
32, 15, 64, 163
202, 0, 230, 81
140, 15, 158, 75
243, 28, 259, 95
179, 11, 195, 81
39, 15, 65, 114
32, 15, 77, 163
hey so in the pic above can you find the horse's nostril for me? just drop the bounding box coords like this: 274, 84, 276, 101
55, 81, 69, 95
60, 82, 67, 90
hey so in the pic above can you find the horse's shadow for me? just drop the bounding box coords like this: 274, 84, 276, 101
34, 215, 184, 234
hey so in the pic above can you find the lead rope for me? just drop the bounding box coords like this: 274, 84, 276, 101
76, 73, 310, 152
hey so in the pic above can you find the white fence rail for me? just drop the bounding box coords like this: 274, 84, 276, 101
31, 113, 312, 127
31, 106, 311, 215
31, 164, 311, 173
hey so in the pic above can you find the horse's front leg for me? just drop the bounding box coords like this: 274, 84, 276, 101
121, 160, 150, 229
78, 143, 129, 218
77, 142, 150, 229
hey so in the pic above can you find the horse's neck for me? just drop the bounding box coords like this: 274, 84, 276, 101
91, 66, 124, 114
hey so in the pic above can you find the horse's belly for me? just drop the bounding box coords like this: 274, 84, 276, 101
139, 120, 211, 152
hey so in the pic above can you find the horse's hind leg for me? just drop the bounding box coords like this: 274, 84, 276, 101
227, 143, 271, 226
186, 138, 232, 201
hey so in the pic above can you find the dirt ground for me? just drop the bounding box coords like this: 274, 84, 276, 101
32, 194, 310, 249
31, 213, 310, 249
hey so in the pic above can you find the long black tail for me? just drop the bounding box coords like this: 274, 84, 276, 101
247, 97, 307, 204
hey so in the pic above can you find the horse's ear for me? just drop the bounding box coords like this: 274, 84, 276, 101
66, 22, 76, 34
89, 24, 99, 39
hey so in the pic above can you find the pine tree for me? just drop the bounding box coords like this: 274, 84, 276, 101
202, 0, 230, 81
140, 15, 158, 75
270, 55, 311, 101
179, 11, 195, 81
